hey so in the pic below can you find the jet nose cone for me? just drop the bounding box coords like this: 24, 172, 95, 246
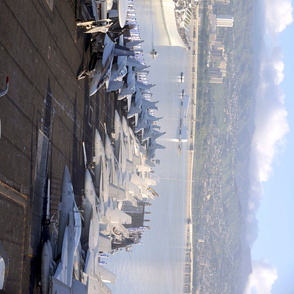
85, 169, 91, 183
89, 82, 98, 96
95, 128, 102, 144
89, 76, 101, 96
115, 109, 120, 121
63, 165, 71, 183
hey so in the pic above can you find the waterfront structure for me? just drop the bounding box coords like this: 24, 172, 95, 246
216, 15, 234, 27
209, 77, 223, 84
214, 0, 230, 6
150, 0, 186, 47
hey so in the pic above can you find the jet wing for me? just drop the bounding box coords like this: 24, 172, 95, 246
105, 208, 131, 224
95, 264, 116, 284
106, 81, 124, 92
125, 40, 144, 49
118, 88, 134, 97
98, 233, 112, 253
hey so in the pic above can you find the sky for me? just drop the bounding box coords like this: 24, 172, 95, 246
245, 0, 294, 293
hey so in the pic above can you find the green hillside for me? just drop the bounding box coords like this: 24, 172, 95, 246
192, 0, 256, 292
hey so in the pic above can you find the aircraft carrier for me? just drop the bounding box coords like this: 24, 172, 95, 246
0, 0, 128, 292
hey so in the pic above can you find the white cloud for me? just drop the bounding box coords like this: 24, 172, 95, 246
264, 0, 293, 35
245, 0, 293, 290
247, 47, 289, 243
251, 47, 289, 183
252, 0, 293, 186
244, 260, 278, 294
246, 0, 292, 248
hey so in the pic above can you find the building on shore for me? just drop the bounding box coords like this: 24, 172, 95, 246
150, 0, 186, 47
216, 15, 234, 27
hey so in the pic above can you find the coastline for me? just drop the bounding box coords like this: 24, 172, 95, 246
184, 3, 199, 293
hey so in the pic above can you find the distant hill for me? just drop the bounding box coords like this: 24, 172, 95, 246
192, 0, 259, 292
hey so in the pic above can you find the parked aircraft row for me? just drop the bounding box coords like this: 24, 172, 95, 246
41, 166, 114, 294
41, 114, 159, 293
39, 2, 165, 292
76, 0, 165, 159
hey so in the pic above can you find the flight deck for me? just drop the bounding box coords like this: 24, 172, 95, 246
0, 0, 125, 292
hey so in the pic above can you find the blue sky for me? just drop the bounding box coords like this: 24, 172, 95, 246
246, 1, 294, 293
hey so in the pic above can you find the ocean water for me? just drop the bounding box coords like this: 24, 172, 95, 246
106, 1, 192, 293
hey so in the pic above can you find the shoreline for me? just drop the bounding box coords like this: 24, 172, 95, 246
183, 3, 199, 293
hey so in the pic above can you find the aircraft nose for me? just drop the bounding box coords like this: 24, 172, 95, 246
85, 169, 91, 182
89, 81, 98, 96
89, 74, 102, 96
63, 165, 71, 183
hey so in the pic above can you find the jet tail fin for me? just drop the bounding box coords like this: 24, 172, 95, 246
126, 40, 144, 49
114, 45, 134, 57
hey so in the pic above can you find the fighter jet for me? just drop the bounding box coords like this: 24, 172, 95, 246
146, 139, 165, 159
56, 166, 75, 257
41, 179, 57, 294
93, 129, 106, 196
92, 129, 131, 238
87, 34, 134, 96
114, 111, 126, 170
117, 65, 136, 111
121, 116, 133, 160
127, 91, 158, 125
54, 200, 81, 288
104, 131, 126, 200
135, 108, 162, 134
41, 240, 55, 294
48, 165, 82, 290
114, 112, 142, 205
142, 127, 165, 142
76, 19, 113, 34
110, 35, 128, 81
82, 169, 100, 251
76, 0, 114, 34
